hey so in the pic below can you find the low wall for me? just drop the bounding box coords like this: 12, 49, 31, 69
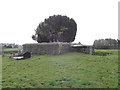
71, 46, 94, 55
23, 43, 94, 55
23, 43, 71, 55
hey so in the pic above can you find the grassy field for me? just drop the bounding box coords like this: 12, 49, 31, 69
3, 48, 18, 51
2, 50, 118, 88
0, 55, 2, 90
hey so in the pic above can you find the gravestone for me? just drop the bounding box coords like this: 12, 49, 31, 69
10, 52, 31, 60
23, 52, 31, 59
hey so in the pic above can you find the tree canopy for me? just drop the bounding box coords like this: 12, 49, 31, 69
32, 15, 77, 43
93, 38, 119, 49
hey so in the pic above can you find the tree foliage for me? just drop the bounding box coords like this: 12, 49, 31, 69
93, 38, 119, 49
32, 15, 77, 43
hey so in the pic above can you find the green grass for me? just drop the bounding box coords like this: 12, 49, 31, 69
3, 48, 18, 51
0, 55, 2, 89
2, 50, 118, 88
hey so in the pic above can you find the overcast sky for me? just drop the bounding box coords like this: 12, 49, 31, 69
0, 0, 119, 45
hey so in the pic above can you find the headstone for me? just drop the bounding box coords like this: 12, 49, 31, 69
89, 47, 93, 55
10, 52, 31, 60
23, 52, 31, 59
18, 45, 23, 54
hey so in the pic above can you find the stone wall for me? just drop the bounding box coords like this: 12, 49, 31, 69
23, 42, 71, 55
71, 46, 94, 55
23, 43, 94, 55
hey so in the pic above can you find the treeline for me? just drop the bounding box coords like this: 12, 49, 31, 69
93, 38, 120, 49
1, 43, 19, 48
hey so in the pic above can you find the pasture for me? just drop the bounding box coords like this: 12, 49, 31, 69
2, 50, 118, 88
3, 48, 18, 52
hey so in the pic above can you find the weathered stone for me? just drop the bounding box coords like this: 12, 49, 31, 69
23, 52, 31, 59
10, 52, 31, 60
22, 43, 94, 55
23, 42, 71, 55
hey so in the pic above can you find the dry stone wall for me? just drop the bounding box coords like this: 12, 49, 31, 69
23, 43, 94, 55
23, 43, 71, 55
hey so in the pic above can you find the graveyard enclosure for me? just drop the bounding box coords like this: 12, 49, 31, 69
23, 43, 71, 55
23, 43, 94, 55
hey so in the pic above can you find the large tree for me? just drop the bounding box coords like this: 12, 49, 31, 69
32, 15, 77, 43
